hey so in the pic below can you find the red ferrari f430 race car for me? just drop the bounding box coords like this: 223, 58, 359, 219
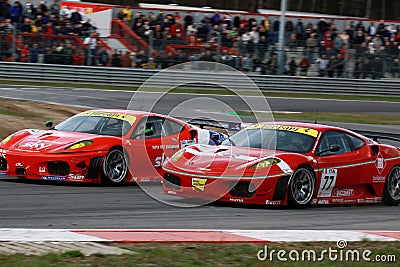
162, 122, 400, 207
0, 109, 226, 184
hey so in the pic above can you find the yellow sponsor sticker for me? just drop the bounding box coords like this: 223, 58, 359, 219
192, 178, 207, 191
247, 124, 319, 137
78, 111, 137, 124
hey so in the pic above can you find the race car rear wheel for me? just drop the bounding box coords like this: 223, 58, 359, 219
101, 148, 128, 185
288, 166, 315, 208
383, 166, 400, 206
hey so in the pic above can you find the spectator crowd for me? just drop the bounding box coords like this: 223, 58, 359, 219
1, 0, 400, 79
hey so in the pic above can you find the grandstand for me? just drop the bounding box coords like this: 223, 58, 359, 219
1, 1, 400, 78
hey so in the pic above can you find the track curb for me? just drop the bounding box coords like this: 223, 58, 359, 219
1, 229, 399, 243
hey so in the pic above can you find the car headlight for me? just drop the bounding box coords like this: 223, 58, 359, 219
249, 158, 281, 170
171, 149, 186, 162
1, 133, 16, 145
65, 140, 94, 150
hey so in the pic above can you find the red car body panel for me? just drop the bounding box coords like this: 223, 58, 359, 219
162, 122, 400, 206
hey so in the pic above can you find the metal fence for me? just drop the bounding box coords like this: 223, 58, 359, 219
1, 61, 400, 97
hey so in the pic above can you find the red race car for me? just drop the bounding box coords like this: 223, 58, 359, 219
0, 109, 226, 184
162, 122, 400, 208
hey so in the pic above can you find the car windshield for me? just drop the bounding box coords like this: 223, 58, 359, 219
54, 115, 133, 137
221, 128, 317, 153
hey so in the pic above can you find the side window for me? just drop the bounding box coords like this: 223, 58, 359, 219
346, 134, 365, 151
316, 131, 352, 156
99, 118, 123, 136
162, 119, 184, 137
131, 116, 165, 139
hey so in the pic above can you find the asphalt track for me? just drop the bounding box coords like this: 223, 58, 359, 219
0, 84, 399, 229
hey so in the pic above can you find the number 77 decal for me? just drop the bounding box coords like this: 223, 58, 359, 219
318, 169, 338, 197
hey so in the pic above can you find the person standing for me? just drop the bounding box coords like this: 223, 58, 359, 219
305, 33, 318, 63
299, 55, 311, 76
316, 54, 329, 77
83, 32, 98, 66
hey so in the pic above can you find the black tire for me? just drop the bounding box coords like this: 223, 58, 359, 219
383, 166, 400, 206
101, 148, 129, 185
288, 166, 316, 208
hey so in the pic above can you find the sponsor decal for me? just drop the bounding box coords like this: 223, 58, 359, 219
247, 124, 319, 138
167, 190, 177, 195
357, 199, 365, 203
265, 200, 282, 205
38, 167, 46, 173
332, 198, 344, 203
197, 167, 211, 171
68, 174, 85, 180
139, 178, 151, 182
375, 197, 382, 201
180, 140, 196, 148
152, 144, 180, 150
344, 199, 355, 203
192, 177, 207, 191
365, 198, 378, 203
230, 198, 244, 203
132, 177, 138, 181
19, 141, 52, 150
375, 153, 386, 173
0, 171, 6, 176
219, 152, 240, 158
276, 159, 293, 174
333, 188, 354, 197
372, 176, 385, 183
311, 199, 317, 205
318, 169, 338, 197
79, 111, 137, 124
41, 175, 66, 181
15, 163, 24, 167
154, 154, 169, 167
317, 200, 329, 205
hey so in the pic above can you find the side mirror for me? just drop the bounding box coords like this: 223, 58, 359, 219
329, 144, 340, 152
45, 120, 53, 129
315, 144, 340, 156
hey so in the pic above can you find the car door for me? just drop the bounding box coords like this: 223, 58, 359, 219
127, 116, 164, 180
155, 118, 190, 169
127, 116, 188, 180
314, 130, 369, 199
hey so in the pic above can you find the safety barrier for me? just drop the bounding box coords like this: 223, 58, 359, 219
0, 62, 400, 97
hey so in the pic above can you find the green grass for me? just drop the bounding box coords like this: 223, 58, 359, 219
0, 104, 42, 118
1, 79, 400, 102
0, 242, 398, 267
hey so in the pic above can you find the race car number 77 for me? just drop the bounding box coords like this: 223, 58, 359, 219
317, 169, 338, 197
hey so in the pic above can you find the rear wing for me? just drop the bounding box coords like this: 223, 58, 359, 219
353, 130, 400, 143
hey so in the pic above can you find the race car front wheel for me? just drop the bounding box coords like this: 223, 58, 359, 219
383, 166, 400, 206
102, 148, 128, 185
288, 166, 316, 208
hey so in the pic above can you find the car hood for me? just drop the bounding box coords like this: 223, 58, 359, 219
12, 130, 103, 153
164, 144, 296, 177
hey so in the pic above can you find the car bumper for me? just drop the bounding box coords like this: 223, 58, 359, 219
162, 167, 290, 205
1, 150, 108, 183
